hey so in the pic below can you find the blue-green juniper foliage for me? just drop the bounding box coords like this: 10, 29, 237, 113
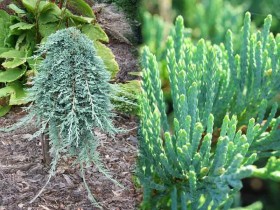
138, 13, 280, 209
1, 27, 119, 207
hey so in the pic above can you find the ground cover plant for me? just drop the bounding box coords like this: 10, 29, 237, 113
137, 13, 280, 209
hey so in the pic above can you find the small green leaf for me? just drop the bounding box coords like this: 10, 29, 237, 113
2, 58, 26, 68
27, 57, 42, 71
82, 24, 109, 43
67, 12, 94, 24
0, 86, 14, 98
93, 41, 119, 78
38, 1, 53, 13
0, 105, 11, 117
0, 11, 12, 47
10, 22, 35, 31
67, 0, 95, 18
38, 4, 61, 24
7, 82, 28, 105
0, 49, 28, 68
128, 72, 141, 76
22, 0, 37, 14
39, 23, 62, 40
0, 49, 26, 59
0, 68, 26, 83
8, 4, 26, 14
0, 47, 13, 54
0, 10, 10, 21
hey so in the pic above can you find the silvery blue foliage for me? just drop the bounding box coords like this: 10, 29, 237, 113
1, 27, 120, 207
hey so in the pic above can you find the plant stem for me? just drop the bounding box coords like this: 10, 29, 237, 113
41, 133, 51, 166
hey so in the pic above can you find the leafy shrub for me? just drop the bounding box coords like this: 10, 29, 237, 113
0, 0, 119, 116
137, 13, 280, 209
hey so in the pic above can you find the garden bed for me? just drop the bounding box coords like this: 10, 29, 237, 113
0, 107, 141, 209
0, 2, 141, 209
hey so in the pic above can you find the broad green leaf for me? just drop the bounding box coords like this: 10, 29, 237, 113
0, 68, 26, 83
10, 22, 35, 30
8, 4, 26, 14
9, 82, 28, 105
67, 12, 95, 24
25, 30, 37, 51
0, 49, 27, 68
0, 105, 11, 117
0, 10, 10, 20
15, 33, 26, 50
38, 4, 61, 24
0, 85, 14, 98
23, 1, 59, 16
0, 11, 11, 47
0, 47, 12, 54
38, 1, 53, 13
0, 49, 26, 59
82, 24, 109, 43
22, 0, 38, 14
39, 12, 59, 24
0, 81, 29, 105
67, 0, 95, 18
39, 23, 62, 40
39, 12, 60, 25
2, 58, 27, 68
93, 41, 119, 78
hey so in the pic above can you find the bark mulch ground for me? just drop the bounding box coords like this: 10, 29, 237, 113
0, 108, 141, 209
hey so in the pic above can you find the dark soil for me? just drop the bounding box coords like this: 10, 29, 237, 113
0, 108, 141, 209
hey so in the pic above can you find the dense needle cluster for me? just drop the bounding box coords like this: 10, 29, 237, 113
138, 13, 280, 209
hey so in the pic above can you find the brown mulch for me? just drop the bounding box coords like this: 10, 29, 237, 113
0, 108, 141, 209
95, 3, 140, 83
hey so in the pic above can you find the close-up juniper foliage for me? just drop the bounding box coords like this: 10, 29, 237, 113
137, 13, 280, 209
